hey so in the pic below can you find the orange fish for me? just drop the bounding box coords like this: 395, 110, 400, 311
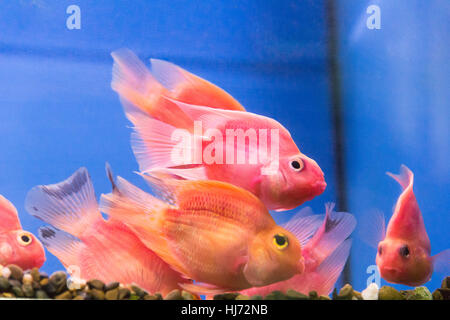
0, 195, 45, 270
100, 174, 309, 294
241, 204, 355, 297
362, 165, 449, 286
25, 167, 190, 295
111, 50, 326, 211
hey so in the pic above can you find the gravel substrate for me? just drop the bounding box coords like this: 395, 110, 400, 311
0, 264, 448, 300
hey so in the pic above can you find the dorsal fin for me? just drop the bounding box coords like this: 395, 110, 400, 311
0, 195, 21, 233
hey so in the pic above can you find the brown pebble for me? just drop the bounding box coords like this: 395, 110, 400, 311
30, 268, 41, 282
105, 288, 119, 300
55, 291, 73, 300
118, 287, 130, 299
87, 279, 105, 291
105, 281, 120, 291
40, 278, 49, 287
22, 283, 34, 298
7, 265, 23, 281
89, 288, 105, 300
164, 289, 183, 300
143, 294, 159, 300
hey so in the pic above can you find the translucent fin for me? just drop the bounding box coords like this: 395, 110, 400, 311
180, 282, 230, 295
150, 58, 246, 111
142, 167, 208, 183
283, 212, 324, 247
386, 164, 413, 190
357, 209, 386, 248
0, 195, 21, 232
315, 239, 353, 295
25, 168, 99, 238
38, 226, 83, 268
433, 249, 450, 275
305, 203, 357, 259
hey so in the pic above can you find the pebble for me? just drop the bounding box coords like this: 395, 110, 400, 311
164, 289, 183, 300
118, 287, 130, 299
0, 276, 10, 291
87, 279, 105, 291
105, 281, 120, 291
22, 283, 34, 298
338, 284, 354, 300
130, 284, 147, 298
7, 265, 23, 281
1, 267, 11, 279
22, 274, 33, 285
181, 290, 197, 300
105, 288, 119, 300
55, 291, 73, 300
214, 292, 240, 300
49, 271, 67, 294
30, 268, 41, 282
378, 286, 403, 300
35, 290, 49, 299
286, 289, 308, 300
361, 283, 379, 300
235, 294, 250, 300
407, 286, 432, 300
89, 288, 105, 300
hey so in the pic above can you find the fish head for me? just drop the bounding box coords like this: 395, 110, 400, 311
3, 230, 46, 270
261, 153, 326, 210
376, 238, 432, 286
243, 226, 304, 287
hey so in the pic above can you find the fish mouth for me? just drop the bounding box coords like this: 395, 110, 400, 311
310, 180, 327, 195
381, 267, 400, 278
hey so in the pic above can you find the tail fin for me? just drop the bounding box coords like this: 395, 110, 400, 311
25, 168, 99, 238
149, 58, 246, 111
314, 239, 353, 295
38, 226, 83, 268
304, 203, 356, 265
0, 195, 21, 233
386, 164, 413, 190
111, 49, 194, 129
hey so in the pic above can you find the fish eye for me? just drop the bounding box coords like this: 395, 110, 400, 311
399, 245, 410, 258
273, 233, 289, 250
17, 232, 33, 246
289, 159, 304, 172
378, 245, 383, 255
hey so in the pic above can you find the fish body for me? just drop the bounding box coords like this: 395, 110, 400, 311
374, 165, 449, 286
111, 49, 326, 211
25, 168, 189, 295
241, 204, 356, 297
0, 195, 45, 270
100, 174, 307, 294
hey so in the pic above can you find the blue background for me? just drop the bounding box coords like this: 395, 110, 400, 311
0, 0, 448, 293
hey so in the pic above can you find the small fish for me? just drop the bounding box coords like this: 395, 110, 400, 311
25, 167, 190, 295
100, 174, 310, 294
110, 50, 326, 211
241, 204, 356, 297
361, 165, 449, 286
0, 195, 45, 270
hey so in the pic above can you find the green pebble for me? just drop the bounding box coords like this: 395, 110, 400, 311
143, 294, 159, 300
131, 285, 147, 298
7, 265, 23, 281
214, 292, 240, 300
250, 295, 263, 300
55, 291, 73, 300
22, 283, 34, 298
0, 276, 10, 291
408, 286, 432, 300
87, 279, 105, 291
154, 293, 163, 300
118, 288, 130, 300
129, 294, 140, 300
164, 289, 183, 300
105, 288, 119, 300
181, 290, 196, 300
235, 294, 250, 300
89, 288, 105, 300
286, 289, 308, 300
319, 295, 331, 300
11, 286, 24, 298
309, 291, 318, 299
35, 290, 49, 299
264, 290, 287, 300
378, 286, 403, 300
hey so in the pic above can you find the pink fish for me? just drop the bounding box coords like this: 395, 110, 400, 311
110, 50, 326, 211
25, 167, 191, 295
361, 165, 449, 286
241, 204, 355, 297
0, 195, 45, 270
